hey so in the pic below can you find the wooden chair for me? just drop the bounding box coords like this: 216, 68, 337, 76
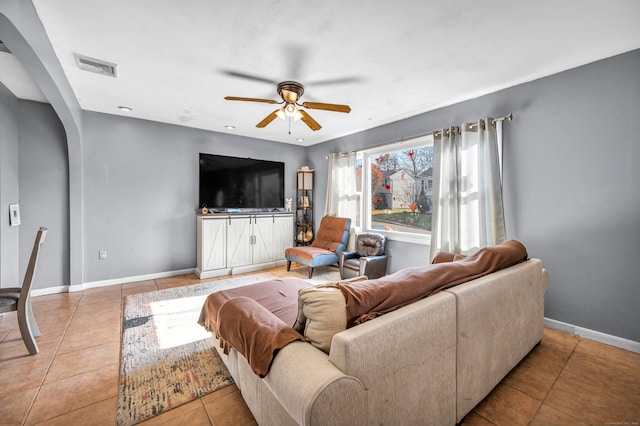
285, 216, 351, 278
0, 227, 47, 355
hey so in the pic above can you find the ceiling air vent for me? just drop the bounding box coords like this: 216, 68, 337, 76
74, 53, 118, 77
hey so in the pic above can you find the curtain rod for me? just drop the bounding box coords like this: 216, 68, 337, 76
434, 113, 513, 137
327, 113, 513, 158
495, 112, 513, 122
326, 151, 356, 159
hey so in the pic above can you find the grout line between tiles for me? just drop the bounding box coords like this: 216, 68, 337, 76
22, 291, 83, 425
528, 336, 582, 425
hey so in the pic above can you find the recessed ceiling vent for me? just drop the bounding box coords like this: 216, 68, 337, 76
0, 40, 11, 54
74, 53, 118, 77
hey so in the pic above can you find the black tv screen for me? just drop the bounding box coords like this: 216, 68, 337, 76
199, 153, 285, 210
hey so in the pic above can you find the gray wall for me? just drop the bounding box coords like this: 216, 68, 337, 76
0, 86, 68, 290
82, 111, 306, 282
17, 100, 69, 289
0, 82, 20, 287
1, 4, 83, 286
506, 50, 640, 343
311, 49, 640, 342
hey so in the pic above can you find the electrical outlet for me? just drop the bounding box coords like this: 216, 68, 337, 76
99, 250, 107, 260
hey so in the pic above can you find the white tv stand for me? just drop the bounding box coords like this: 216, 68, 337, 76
195, 212, 294, 279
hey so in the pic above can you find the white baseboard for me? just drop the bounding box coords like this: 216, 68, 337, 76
31, 285, 71, 297
195, 267, 232, 279
232, 261, 277, 275
80, 268, 195, 291
31, 268, 196, 296
544, 317, 640, 354
196, 259, 289, 279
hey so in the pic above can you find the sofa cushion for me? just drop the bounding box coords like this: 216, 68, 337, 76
198, 277, 308, 336
293, 276, 367, 353
432, 251, 468, 264
431, 251, 457, 264
296, 286, 346, 353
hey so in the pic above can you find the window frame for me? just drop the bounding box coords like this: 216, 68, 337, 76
359, 134, 434, 246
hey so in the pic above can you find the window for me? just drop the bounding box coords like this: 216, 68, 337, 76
358, 135, 434, 245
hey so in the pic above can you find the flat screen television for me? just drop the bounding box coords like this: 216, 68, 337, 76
199, 153, 285, 210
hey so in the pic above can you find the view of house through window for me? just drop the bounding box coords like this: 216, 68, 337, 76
358, 135, 434, 241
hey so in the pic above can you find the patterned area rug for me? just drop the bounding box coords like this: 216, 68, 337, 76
115, 266, 340, 425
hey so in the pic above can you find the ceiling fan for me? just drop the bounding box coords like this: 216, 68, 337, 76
225, 81, 351, 133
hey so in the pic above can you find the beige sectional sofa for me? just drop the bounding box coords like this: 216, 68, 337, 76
210, 257, 548, 425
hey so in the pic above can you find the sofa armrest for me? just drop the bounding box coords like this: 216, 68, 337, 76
263, 341, 367, 426
358, 255, 388, 279
339, 251, 358, 261
328, 291, 457, 425
339, 251, 359, 278
445, 258, 548, 422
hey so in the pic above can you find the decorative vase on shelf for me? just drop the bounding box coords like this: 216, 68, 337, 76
297, 231, 304, 242
305, 230, 313, 241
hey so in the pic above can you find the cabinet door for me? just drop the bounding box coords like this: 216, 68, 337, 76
252, 216, 274, 264
227, 217, 253, 267
201, 218, 226, 271
273, 215, 294, 261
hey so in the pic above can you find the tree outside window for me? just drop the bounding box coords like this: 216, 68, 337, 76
363, 139, 434, 236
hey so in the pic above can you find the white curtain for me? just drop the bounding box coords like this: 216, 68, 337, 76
324, 151, 358, 220
429, 118, 506, 260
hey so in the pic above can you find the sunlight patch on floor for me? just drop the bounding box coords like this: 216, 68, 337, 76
150, 295, 211, 349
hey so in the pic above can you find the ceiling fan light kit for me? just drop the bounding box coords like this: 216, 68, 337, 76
224, 80, 350, 134
284, 103, 297, 116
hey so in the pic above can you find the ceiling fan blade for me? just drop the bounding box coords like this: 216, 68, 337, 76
284, 43, 306, 80
225, 96, 279, 104
219, 69, 276, 85
301, 102, 351, 113
307, 76, 364, 86
299, 110, 322, 131
256, 109, 281, 128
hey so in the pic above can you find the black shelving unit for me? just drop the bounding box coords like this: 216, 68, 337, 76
295, 169, 314, 245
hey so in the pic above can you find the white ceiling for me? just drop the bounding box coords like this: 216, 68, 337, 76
4, 1, 640, 145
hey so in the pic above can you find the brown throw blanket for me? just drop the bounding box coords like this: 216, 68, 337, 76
336, 240, 528, 326
216, 297, 305, 377
198, 278, 308, 377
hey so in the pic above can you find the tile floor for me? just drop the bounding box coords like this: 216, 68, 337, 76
1, 268, 639, 425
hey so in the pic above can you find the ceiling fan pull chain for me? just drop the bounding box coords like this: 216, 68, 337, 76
289, 117, 292, 135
